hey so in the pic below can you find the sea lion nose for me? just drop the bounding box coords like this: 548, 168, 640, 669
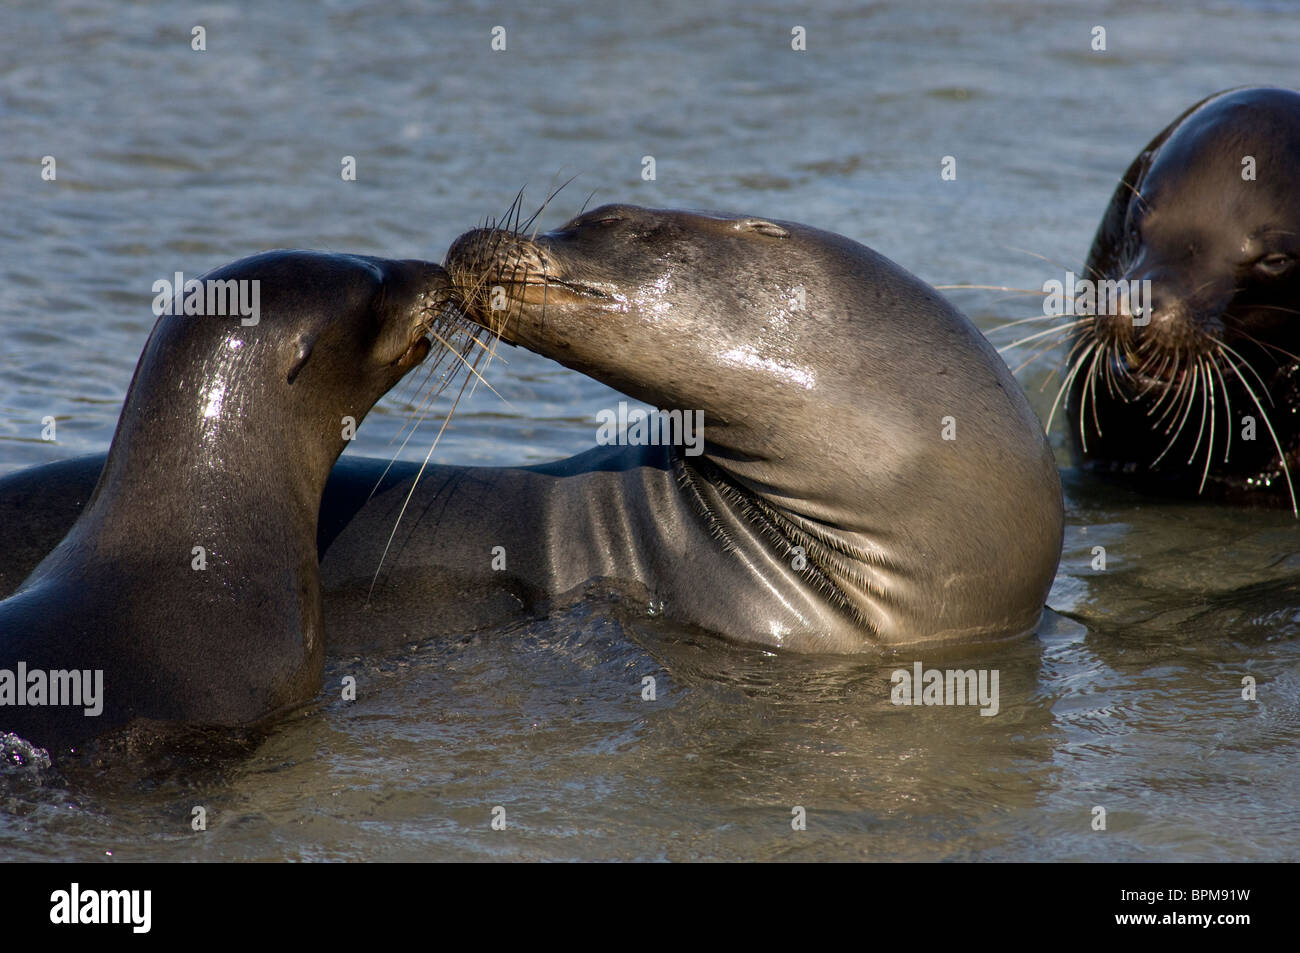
1123, 267, 1230, 341
388, 259, 450, 301
1133, 272, 1183, 330
444, 228, 493, 269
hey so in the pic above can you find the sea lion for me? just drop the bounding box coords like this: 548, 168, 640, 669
0, 206, 1064, 654
413, 203, 1064, 651
1062, 86, 1300, 510
0, 250, 443, 751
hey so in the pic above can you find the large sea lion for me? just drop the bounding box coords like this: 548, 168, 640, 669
343, 203, 1059, 652
0, 206, 1064, 655
0, 251, 443, 751
1062, 86, 1300, 510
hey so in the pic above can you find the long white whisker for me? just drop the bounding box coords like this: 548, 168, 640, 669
996, 318, 1093, 353
1197, 355, 1216, 494
1151, 362, 1198, 467
1217, 340, 1275, 405
1045, 340, 1096, 436
1208, 353, 1234, 464
1079, 342, 1105, 453
1222, 351, 1298, 517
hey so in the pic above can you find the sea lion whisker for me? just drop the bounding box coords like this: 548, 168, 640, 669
987, 311, 1091, 334
1035, 364, 1062, 391
375, 322, 492, 496
1038, 333, 1097, 392
522, 173, 581, 239
1146, 350, 1189, 424
1188, 355, 1211, 467
1221, 350, 1299, 516
1233, 326, 1300, 363
1085, 338, 1105, 443
1045, 339, 1097, 435
1197, 355, 1218, 493
387, 351, 448, 442
1207, 350, 1234, 464
1217, 340, 1275, 404
1154, 348, 1190, 423
425, 324, 511, 407
504, 185, 527, 236
1009, 337, 1070, 375
998, 245, 1079, 277
368, 355, 483, 601
1150, 362, 1199, 465
1116, 177, 1151, 217
1102, 340, 1128, 401
1076, 343, 1102, 451
375, 378, 443, 483
996, 318, 1092, 352
461, 328, 509, 362
1157, 357, 1197, 432
379, 293, 482, 447
1140, 351, 1179, 412
934, 284, 1049, 295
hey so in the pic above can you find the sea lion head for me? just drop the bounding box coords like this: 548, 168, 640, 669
1066, 87, 1300, 508
119, 251, 448, 489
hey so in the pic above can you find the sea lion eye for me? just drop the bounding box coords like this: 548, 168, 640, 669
560, 214, 625, 232
736, 219, 790, 239
1254, 253, 1294, 277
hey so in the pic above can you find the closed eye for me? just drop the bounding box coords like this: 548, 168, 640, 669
560, 210, 628, 231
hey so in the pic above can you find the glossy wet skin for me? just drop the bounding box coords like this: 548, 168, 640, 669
0, 252, 444, 750
96, 252, 439, 508
1065, 87, 1300, 508
447, 205, 1064, 647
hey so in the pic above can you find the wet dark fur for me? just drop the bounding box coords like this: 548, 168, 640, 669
1064, 87, 1300, 510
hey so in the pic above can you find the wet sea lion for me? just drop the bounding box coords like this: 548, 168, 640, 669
1062, 86, 1300, 510
0, 206, 1064, 655
422, 204, 1065, 650
0, 251, 443, 751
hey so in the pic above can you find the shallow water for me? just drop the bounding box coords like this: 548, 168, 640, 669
1, 0, 1298, 861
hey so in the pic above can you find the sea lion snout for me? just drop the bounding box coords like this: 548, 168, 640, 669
369, 258, 449, 370
1090, 264, 1233, 354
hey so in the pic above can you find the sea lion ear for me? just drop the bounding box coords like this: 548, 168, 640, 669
286, 334, 316, 384
736, 219, 789, 239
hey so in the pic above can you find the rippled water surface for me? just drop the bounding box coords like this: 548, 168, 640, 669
1, 0, 1298, 861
